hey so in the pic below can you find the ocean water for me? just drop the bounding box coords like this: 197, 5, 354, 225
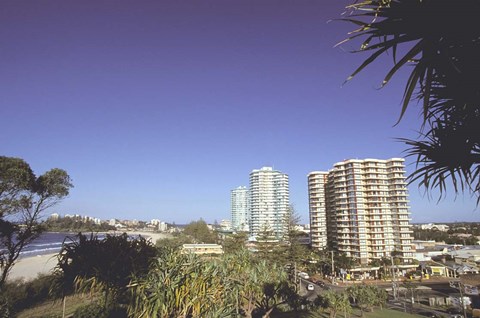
13, 232, 145, 259
19, 232, 79, 258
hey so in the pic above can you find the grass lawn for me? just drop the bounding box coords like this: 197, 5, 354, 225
17, 297, 425, 318
273, 308, 425, 318
16, 294, 96, 318
363, 308, 424, 318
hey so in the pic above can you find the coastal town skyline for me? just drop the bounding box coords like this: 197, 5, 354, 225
2, 0, 478, 223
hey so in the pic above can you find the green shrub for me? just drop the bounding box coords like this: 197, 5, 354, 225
73, 302, 107, 318
73, 302, 128, 318
0, 274, 57, 315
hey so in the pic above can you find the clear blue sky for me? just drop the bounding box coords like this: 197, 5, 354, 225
1, 0, 477, 224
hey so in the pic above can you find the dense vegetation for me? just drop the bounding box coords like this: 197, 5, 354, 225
1, 221, 395, 318
8, 239, 390, 318
413, 223, 480, 245
342, 0, 480, 203
414, 230, 478, 245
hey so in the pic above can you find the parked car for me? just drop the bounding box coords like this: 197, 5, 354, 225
313, 280, 325, 287
298, 272, 309, 280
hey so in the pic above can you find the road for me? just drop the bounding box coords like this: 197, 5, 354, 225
298, 278, 334, 301
299, 278, 478, 317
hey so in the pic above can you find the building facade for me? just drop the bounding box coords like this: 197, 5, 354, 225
249, 167, 290, 239
231, 186, 249, 232
308, 171, 329, 250
308, 158, 415, 265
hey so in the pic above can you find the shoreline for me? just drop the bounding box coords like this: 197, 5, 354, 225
8, 231, 172, 282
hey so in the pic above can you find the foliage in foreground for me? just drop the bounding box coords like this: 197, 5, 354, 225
9, 244, 392, 318
129, 247, 231, 318
129, 247, 297, 318
340, 0, 480, 202
54, 233, 157, 311
0, 156, 72, 288
0, 274, 57, 317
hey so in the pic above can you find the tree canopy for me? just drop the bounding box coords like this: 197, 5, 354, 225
183, 219, 217, 243
0, 156, 72, 287
340, 0, 480, 203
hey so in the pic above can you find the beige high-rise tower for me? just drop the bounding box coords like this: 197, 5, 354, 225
308, 158, 415, 265
308, 171, 328, 250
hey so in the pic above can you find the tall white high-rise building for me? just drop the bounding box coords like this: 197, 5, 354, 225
308, 158, 415, 265
249, 167, 290, 239
231, 186, 249, 232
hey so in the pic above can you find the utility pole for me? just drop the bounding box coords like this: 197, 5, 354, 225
331, 251, 335, 284
294, 262, 298, 285
459, 282, 467, 318
450, 279, 468, 318
391, 255, 397, 300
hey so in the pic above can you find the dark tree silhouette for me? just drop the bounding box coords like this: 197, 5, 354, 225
54, 233, 157, 311
340, 0, 480, 203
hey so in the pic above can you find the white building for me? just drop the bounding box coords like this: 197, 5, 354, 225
150, 219, 161, 226
231, 186, 249, 232
249, 167, 290, 239
420, 223, 450, 232
159, 221, 168, 232
308, 158, 415, 265
219, 219, 232, 231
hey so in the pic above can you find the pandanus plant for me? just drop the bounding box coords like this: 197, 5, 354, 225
340, 0, 480, 203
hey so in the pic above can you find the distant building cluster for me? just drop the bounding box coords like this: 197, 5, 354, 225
413, 240, 480, 278
231, 166, 290, 239
148, 219, 167, 231
420, 223, 450, 232
107, 218, 169, 232
49, 212, 101, 225
50, 213, 169, 232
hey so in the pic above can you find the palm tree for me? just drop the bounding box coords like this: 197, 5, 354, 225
220, 249, 253, 316
345, 285, 361, 307
238, 260, 288, 318
340, 0, 480, 203
346, 284, 384, 316
222, 249, 292, 318
323, 290, 351, 318
128, 247, 233, 318
54, 233, 157, 313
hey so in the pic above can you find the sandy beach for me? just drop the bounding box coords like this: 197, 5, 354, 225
8, 231, 171, 282
9, 253, 59, 281
123, 230, 171, 243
